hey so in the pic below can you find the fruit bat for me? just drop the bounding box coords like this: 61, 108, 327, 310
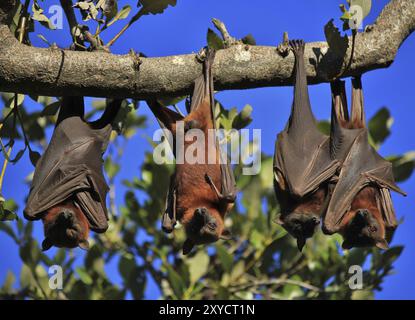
24, 96, 122, 251
273, 40, 339, 251
323, 77, 406, 250
147, 48, 236, 255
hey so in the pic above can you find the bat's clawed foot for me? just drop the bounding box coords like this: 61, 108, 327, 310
162, 219, 176, 234
289, 39, 305, 55
78, 239, 90, 250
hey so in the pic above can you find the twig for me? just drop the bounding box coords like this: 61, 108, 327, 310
106, 11, 144, 48
212, 18, 238, 47
0, 146, 11, 193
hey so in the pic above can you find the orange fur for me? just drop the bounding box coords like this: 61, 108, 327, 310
42, 202, 90, 249
339, 186, 384, 237
176, 99, 226, 235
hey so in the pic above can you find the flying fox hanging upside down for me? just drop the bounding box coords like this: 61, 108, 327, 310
323, 77, 406, 250
273, 40, 339, 251
147, 49, 237, 255
24, 96, 122, 251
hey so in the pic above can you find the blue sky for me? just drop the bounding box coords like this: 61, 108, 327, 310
0, 0, 414, 299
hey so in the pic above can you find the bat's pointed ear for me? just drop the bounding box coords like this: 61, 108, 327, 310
220, 229, 232, 241
182, 239, 194, 255
42, 238, 53, 251
375, 239, 389, 250
273, 215, 284, 226
342, 239, 353, 250
296, 237, 306, 252
78, 239, 90, 251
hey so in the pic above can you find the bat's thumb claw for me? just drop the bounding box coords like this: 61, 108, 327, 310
78, 239, 90, 251
42, 238, 53, 251
375, 239, 389, 250
296, 237, 306, 252
273, 215, 284, 225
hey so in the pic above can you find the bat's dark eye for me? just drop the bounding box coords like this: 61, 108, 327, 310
207, 221, 217, 230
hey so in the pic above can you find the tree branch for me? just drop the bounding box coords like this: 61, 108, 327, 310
0, 0, 414, 99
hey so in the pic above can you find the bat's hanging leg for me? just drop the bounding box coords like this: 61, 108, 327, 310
205, 173, 235, 203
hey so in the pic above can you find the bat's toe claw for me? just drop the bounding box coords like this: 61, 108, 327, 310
289, 39, 305, 53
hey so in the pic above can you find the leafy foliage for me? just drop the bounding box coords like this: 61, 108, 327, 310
0, 0, 412, 301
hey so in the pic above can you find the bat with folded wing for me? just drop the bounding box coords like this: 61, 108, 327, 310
147, 49, 236, 255
273, 40, 339, 251
24, 97, 122, 251
323, 77, 406, 250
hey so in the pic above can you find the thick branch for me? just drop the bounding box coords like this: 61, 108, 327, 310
0, 0, 414, 99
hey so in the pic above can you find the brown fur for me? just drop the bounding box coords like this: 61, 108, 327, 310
275, 174, 326, 251
339, 186, 388, 249
42, 201, 90, 250
176, 99, 227, 243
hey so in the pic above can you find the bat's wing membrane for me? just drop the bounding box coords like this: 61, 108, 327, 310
275, 131, 337, 197
24, 117, 111, 232
274, 40, 337, 198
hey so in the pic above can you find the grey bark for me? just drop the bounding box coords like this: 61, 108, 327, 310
0, 0, 414, 99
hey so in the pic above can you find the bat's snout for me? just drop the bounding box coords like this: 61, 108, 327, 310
357, 209, 369, 219
57, 208, 75, 225
188, 207, 220, 244
311, 216, 320, 226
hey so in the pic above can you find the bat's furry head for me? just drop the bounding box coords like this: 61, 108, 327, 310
41, 203, 90, 251
181, 207, 231, 255
340, 187, 389, 250
275, 187, 326, 251
276, 212, 321, 251
341, 209, 388, 250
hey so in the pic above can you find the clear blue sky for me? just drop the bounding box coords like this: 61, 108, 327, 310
0, 0, 414, 299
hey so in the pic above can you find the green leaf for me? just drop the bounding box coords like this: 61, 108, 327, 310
37, 34, 52, 46
324, 19, 349, 58
368, 107, 392, 148
2, 271, 15, 292
232, 104, 253, 130
76, 267, 93, 285
29, 150, 41, 167
350, 0, 372, 19
216, 244, 233, 273
32, 2, 56, 30
40, 101, 61, 117
0, 209, 18, 221
165, 264, 186, 298
186, 250, 209, 284
19, 239, 41, 268
250, 229, 264, 250
104, 156, 120, 179
207, 28, 224, 50
381, 246, 403, 266
7, 94, 25, 108
241, 34, 256, 45
351, 289, 374, 300
387, 152, 415, 182
10, 149, 25, 164
0, 222, 19, 243
138, 0, 177, 15
118, 254, 136, 280
103, 0, 118, 20
106, 5, 131, 27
